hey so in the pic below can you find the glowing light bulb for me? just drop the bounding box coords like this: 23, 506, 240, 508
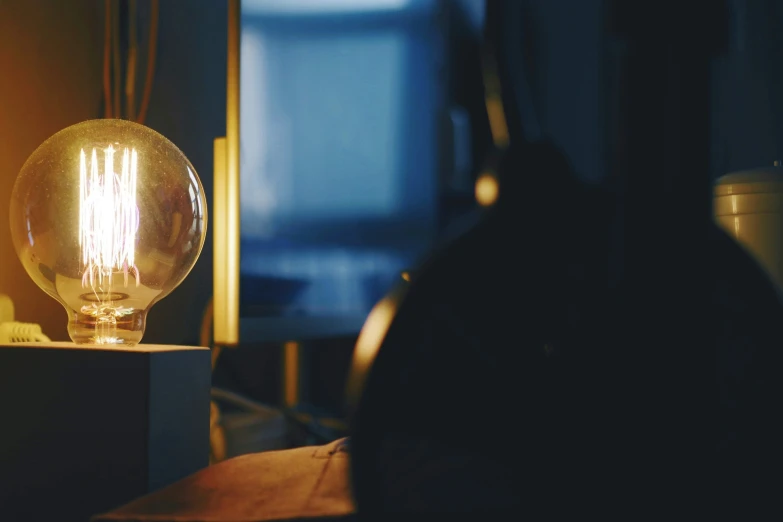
475, 171, 499, 207
9, 119, 208, 346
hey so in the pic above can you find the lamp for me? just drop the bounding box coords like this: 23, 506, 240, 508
714, 162, 783, 292
9, 118, 207, 346
0, 119, 212, 521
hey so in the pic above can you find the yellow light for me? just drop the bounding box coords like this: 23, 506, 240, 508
475, 172, 499, 207
344, 284, 408, 412
9, 119, 208, 346
79, 145, 140, 290
485, 94, 510, 148
345, 295, 398, 405
352, 297, 396, 373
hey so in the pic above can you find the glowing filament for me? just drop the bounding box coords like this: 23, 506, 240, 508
79, 145, 140, 290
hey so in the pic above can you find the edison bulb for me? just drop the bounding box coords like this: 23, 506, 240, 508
9, 119, 207, 346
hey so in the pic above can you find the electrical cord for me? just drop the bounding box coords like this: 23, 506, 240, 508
102, 0, 159, 123
111, 0, 121, 118
0, 294, 14, 324
201, 299, 348, 442
126, 0, 138, 120
0, 295, 51, 343
0, 322, 51, 343
103, 0, 113, 118
136, 0, 159, 125
211, 387, 347, 447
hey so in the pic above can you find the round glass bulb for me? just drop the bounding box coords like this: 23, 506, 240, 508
9, 119, 208, 346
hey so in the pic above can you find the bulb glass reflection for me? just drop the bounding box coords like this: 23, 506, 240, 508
9, 119, 208, 346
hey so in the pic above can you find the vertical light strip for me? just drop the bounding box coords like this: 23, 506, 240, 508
481, 51, 509, 149
283, 341, 300, 408
214, 0, 241, 346
213, 137, 230, 343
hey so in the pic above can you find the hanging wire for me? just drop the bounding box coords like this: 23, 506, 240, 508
136, 0, 159, 125
111, 0, 121, 118
125, 0, 138, 121
102, 0, 159, 124
103, 0, 113, 118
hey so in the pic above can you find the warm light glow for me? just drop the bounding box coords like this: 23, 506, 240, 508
345, 284, 407, 411
283, 341, 300, 407
486, 94, 510, 148
10, 119, 208, 346
352, 297, 396, 377
475, 172, 499, 207
482, 55, 510, 149
79, 145, 140, 291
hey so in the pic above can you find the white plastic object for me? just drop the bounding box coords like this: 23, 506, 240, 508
0, 294, 14, 323
0, 321, 51, 343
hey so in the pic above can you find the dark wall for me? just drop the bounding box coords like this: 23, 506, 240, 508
712, 0, 783, 177
0, 0, 104, 339
142, 0, 227, 345
516, 0, 783, 184
527, 0, 607, 184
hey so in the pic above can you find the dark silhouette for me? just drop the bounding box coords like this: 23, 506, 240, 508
350, 0, 783, 516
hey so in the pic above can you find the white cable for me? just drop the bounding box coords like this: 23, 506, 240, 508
0, 294, 14, 323
0, 295, 51, 343
0, 322, 51, 343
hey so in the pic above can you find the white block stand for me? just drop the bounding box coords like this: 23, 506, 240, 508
0, 342, 212, 522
